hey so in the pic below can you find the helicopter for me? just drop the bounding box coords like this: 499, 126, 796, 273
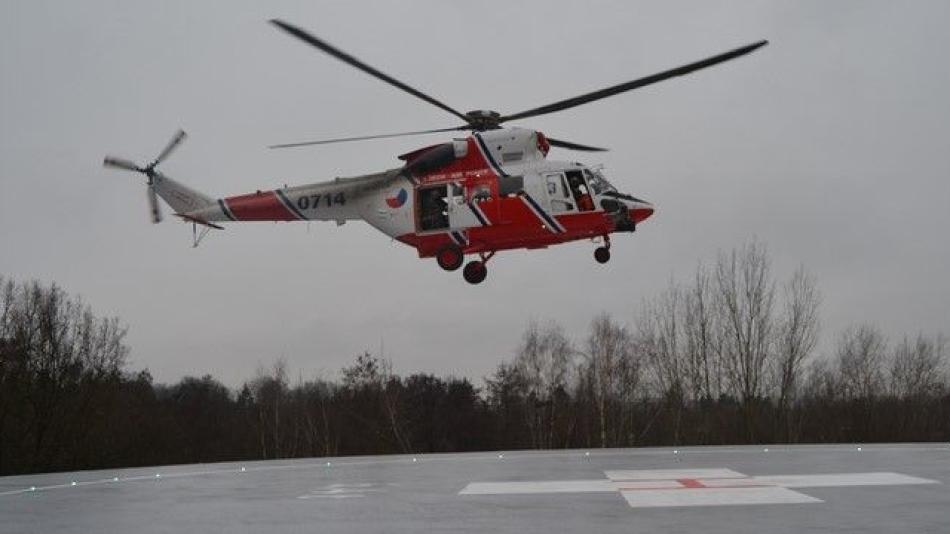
104, 19, 767, 284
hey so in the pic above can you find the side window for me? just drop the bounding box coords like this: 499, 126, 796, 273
565, 170, 590, 196
565, 170, 594, 212
545, 173, 568, 198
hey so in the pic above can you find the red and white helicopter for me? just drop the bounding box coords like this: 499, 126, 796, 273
104, 20, 767, 284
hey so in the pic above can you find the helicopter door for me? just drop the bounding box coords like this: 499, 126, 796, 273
417, 184, 449, 232
544, 172, 575, 214
446, 182, 479, 230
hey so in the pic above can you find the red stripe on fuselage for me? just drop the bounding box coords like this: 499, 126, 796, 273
413, 138, 495, 185
223, 191, 296, 221
406, 203, 614, 258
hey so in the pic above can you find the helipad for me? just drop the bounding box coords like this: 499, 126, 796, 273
1, 444, 947, 533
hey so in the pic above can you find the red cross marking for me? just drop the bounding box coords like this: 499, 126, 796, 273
677, 479, 707, 488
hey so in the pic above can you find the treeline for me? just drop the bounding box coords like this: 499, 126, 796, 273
1, 242, 948, 475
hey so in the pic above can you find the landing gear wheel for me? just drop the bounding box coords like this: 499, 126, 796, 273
463, 261, 488, 284
436, 244, 464, 271
594, 246, 611, 264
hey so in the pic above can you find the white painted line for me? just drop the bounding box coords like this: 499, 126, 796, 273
611, 480, 683, 490
612, 478, 769, 491
606, 468, 746, 481
753, 472, 940, 488
459, 480, 616, 495
685, 478, 774, 489
621, 486, 822, 508
298, 493, 365, 499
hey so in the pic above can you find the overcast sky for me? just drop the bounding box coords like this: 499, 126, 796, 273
2, 1, 948, 387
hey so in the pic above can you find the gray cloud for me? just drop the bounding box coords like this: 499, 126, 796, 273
2, 1, 948, 386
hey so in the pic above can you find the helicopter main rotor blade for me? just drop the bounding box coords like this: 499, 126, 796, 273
270, 19, 472, 125
269, 125, 468, 149
152, 129, 187, 167
103, 156, 142, 172
546, 137, 608, 152
500, 40, 768, 123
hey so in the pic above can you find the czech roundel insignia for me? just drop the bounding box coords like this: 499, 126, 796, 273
386, 188, 408, 208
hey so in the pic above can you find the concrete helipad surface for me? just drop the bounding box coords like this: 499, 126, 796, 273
1, 444, 948, 533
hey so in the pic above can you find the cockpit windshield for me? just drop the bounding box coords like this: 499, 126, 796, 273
584, 168, 616, 195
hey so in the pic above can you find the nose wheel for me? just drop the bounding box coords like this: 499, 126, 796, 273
463, 251, 495, 285
594, 235, 611, 264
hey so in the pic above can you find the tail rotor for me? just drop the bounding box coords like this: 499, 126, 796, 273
103, 130, 188, 224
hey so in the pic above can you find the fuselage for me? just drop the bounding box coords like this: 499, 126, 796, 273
183, 127, 654, 259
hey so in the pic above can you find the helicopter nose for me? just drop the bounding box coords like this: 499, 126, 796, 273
630, 200, 655, 224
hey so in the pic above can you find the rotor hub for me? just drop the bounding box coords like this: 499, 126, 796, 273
464, 110, 502, 130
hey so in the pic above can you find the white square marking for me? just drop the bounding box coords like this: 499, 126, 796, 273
620, 486, 822, 508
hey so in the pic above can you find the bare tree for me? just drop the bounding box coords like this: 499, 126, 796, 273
682, 265, 720, 401
515, 321, 574, 448
801, 357, 838, 401
250, 358, 288, 458
585, 313, 633, 448
836, 324, 887, 400
298, 377, 336, 457
0, 277, 128, 472
540, 323, 574, 447
890, 333, 946, 399
774, 266, 821, 415
640, 282, 684, 401
715, 241, 775, 400
380, 358, 412, 454
714, 240, 776, 439
614, 332, 643, 445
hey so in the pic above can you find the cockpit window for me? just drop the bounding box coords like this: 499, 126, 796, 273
584, 168, 616, 195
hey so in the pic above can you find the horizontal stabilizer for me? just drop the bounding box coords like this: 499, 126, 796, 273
175, 213, 224, 230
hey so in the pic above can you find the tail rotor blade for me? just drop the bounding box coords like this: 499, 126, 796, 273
152, 129, 187, 167
147, 186, 162, 223
103, 156, 141, 172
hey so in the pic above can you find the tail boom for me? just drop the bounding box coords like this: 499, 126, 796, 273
188, 183, 372, 223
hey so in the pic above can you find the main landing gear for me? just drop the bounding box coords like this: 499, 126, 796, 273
434, 244, 493, 284
435, 244, 464, 271
594, 235, 611, 264
463, 251, 495, 285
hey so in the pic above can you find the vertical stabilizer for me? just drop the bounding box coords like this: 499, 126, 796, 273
150, 172, 214, 214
